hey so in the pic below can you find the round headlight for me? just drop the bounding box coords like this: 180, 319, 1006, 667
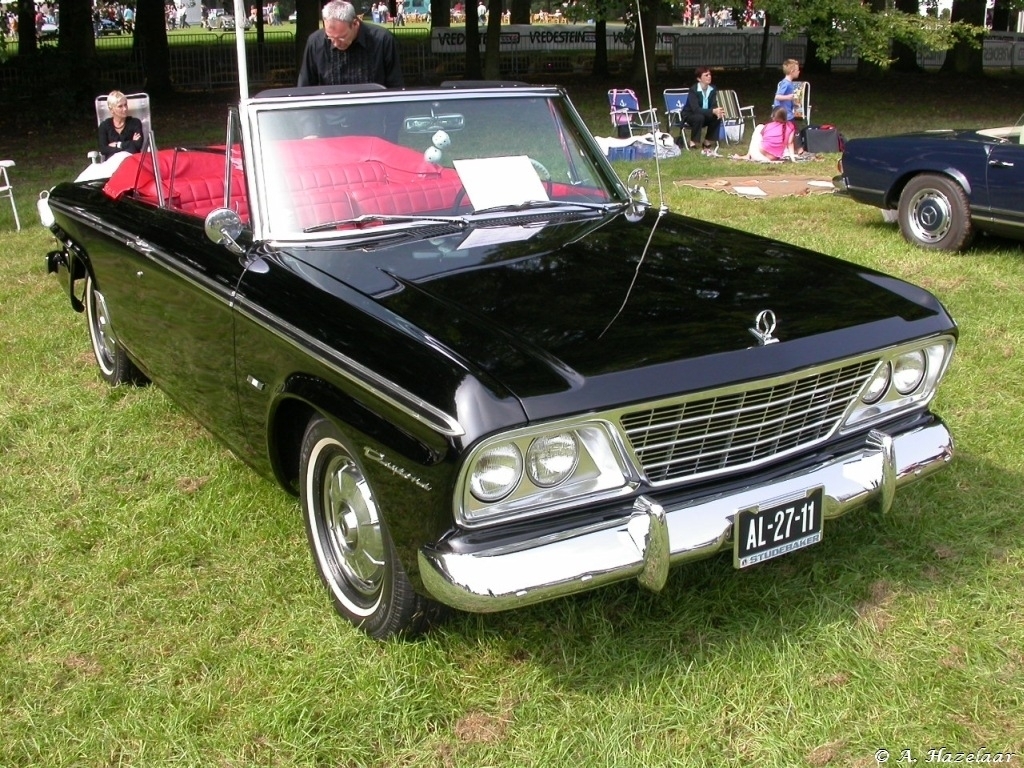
893, 350, 927, 394
469, 443, 523, 502
862, 362, 891, 404
526, 433, 579, 488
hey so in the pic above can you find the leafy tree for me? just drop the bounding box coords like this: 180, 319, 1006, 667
754, 0, 980, 71
564, 0, 622, 77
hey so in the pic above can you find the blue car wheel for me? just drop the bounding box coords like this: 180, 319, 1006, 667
898, 173, 974, 252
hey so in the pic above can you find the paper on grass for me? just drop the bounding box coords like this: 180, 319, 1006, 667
732, 185, 768, 197
453, 156, 548, 211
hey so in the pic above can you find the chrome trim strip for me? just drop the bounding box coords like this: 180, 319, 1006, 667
419, 421, 953, 613
233, 298, 466, 437
54, 204, 465, 439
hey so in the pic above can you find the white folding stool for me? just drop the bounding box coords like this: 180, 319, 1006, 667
0, 160, 20, 231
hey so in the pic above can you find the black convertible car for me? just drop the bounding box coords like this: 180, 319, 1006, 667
40, 82, 958, 638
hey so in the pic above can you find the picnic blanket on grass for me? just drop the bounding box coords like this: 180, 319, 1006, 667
674, 176, 836, 199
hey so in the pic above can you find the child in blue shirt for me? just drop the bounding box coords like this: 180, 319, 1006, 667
772, 59, 802, 121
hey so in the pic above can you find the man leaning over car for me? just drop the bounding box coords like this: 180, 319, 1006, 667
298, 0, 403, 88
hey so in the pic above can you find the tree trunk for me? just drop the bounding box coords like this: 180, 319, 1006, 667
295, 0, 321, 72
483, 0, 502, 78
629, 0, 658, 83
465, 3, 481, 79
59, 0, 97, 99
758, 15, 770, 79
941, 0, 986, 74
431, 0, 449, 28
990, 0, 1011, 30
592, 19, 609, 77
17, 0, 36, 57
892, 0, 922, 71
510, 0, 530, 25
134, 0, 173, 95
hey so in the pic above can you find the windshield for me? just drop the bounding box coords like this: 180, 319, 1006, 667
249, 90, 624, 238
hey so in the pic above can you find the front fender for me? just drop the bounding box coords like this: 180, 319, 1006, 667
268, 374, 458, 586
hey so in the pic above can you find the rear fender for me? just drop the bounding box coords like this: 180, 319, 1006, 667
886, 166, 973, 210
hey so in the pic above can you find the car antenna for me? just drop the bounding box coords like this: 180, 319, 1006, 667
599, 0, 668, 340
232, 0, 250, 103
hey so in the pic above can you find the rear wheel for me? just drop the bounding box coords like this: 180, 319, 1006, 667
897, 173, 975, 251
85, 273, 145, 386
299, 415, 439, 638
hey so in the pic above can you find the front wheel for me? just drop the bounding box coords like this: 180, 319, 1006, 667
897, 173, 975, 251
85, 273, 145, 386
299, 415, 439, 639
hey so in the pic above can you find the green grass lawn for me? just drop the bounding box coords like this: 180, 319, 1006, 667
1, 74, 1022, 767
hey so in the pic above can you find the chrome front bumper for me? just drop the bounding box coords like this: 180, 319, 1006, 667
419, 421, 953, 613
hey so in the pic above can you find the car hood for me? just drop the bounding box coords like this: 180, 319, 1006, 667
295, 211, 953, 421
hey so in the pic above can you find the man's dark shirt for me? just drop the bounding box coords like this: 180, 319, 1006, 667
298, 22, 403, 88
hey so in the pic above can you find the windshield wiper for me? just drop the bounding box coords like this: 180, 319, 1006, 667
304, 213, 468, 234
472, 199, 625, 216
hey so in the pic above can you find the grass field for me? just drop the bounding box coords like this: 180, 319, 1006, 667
1, 75, 1022, 767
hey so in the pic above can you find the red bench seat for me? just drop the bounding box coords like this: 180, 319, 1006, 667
102, 137, 466, 230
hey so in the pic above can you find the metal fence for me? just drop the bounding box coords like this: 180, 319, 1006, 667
6, 27, 1023, 102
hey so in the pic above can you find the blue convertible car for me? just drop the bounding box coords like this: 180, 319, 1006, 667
835, 114, 1024, 251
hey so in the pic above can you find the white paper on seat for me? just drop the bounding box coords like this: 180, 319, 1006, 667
453, 156, 548, 210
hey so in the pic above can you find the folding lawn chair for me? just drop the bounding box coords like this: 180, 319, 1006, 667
608, 88, 660, 138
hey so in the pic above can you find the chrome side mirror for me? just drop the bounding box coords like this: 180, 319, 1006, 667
205, 207, 245, 255
625, 168, 650, 222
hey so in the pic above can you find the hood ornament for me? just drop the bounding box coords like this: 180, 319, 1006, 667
749, 309, 779, 345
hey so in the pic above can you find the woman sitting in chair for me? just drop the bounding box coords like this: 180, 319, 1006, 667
730, 107, 802, 162
97, 90, 144, 160
681, 66, 725, 154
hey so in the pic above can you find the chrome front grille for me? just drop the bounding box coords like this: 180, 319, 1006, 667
620, 359, 879, 484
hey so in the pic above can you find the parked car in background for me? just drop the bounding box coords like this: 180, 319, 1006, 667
206, 9, 250, 29
39, 81, 959, 639
834, 114, 1024, 251
96, 17, 124, 35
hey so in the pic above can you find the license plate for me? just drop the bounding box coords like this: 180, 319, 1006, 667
734, 487, 824, 568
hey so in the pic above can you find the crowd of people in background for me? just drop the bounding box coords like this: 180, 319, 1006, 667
680, 4, 766, 28
0, 1, 775, 43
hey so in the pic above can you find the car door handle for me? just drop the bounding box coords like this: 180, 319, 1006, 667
988, 159, 1014, 168
129, 237, 155, 253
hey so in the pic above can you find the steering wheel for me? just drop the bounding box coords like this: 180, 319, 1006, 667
451, 186, 468, 214
530, 158, 554, 196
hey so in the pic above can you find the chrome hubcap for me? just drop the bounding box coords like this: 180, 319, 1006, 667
90, 285, 118, 370
908, 189, 952, 243
322, 454, 385, 600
